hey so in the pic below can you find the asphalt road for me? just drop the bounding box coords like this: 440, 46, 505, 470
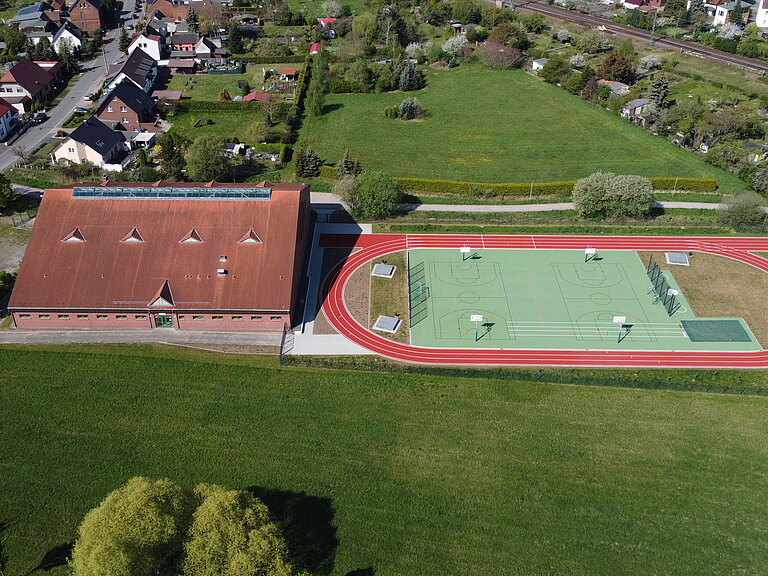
0, 0, 138, 171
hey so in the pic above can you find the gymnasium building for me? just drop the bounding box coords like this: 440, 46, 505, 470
9, 180, 311, 331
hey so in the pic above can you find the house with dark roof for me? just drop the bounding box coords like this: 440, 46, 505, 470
9, 181, 312, 332
169, 31, 198, 52
51, 116, 127, 169
106, 48, 158, 93
0, 59, 56, 109
195, 36, 225, 62
97, 80, 156, 130
68, 0, 106, 31
0, 97, 20, 141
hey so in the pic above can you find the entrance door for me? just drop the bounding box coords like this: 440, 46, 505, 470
154, 315, 173, 328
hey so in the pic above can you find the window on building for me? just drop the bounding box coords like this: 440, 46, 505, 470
77, 314, 88, 319
19, 314, 31, 318
135, 315, 147, 320
106, 106, 113, 112
116, 315, 128, 320
38, 314, 50, 319
119, 106, 127, 112
193, 315, 203, 320
251, 316, 262, 321
96, 315, 108, 319
212, 315, 224, 320
270, 316, 281, 321
58, 314, 69, 319
232, 316, 243, 321
68, 148, 74, 153
122, 117, 129, 123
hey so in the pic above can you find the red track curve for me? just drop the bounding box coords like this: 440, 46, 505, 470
321, 234, 768, 368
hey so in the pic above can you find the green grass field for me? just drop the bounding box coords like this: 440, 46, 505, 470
3, 346, 768, 575
164, 63, 298, 101
408, 248, 759, 351
167, 110, 267, 144
300, 64, 747, 192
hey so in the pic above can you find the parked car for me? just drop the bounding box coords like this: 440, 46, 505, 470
83, 93, 93, 101
32, 112, 47, 124
73, 106, 89, 114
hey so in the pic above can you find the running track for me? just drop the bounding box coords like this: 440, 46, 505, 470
320, 234, 768, 368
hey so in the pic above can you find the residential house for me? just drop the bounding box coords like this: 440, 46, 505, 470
52, 116, 128, 169
623, 0, 645, 9
0, 59, 56, 110
712, 0, 754, 24
106, 48, 158, 93
97, 80, 155, 130
194, 36, 225, 62
68, 0, 106, 32
244, 90, 268, 102
621, 98, 648, 118
0, 97, 20, 141
531, 58, 548, 73
224, 142, 246, 156
169, 32, 199, 53
28, 31, 55, 45
757, 0, 768, 25
35, 61, 64, 82
128, 31, 166, 61
167, 58, 196, 73
279, 68, 298, 81
53, 21, 83, 54
144, 0, 189, 20
12, 2, 51, 24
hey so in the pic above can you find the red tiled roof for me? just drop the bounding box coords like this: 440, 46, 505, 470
0, 96, 16, 117
9, 181, 310, 313
243, 90, 268, 101
279, 68, 297, 74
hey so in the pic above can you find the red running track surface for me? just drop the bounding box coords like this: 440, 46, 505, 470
320, 234, 768, 368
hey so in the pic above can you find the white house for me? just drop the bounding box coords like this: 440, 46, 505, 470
0, 97, 20, 141
713, 0, 754, 24
531, 58, 548, 73
621, 98, 649, 118
53, 21, 83, 54
128, 31, 165, 61
52, 116, 128, 169
755, 0, 768, 26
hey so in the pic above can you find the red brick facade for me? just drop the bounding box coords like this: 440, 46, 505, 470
97, 95, 147, 130
12, 311, 290, 330
68, 0, 105, 32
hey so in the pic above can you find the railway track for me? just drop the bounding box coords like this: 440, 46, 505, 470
514, 1, 768, 75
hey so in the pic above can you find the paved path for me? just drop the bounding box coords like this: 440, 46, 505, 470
0, 328, 282, 346
401, 201, 725, 213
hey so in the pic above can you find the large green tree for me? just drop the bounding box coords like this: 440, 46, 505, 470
0, 172, 12, 210
342, 170, 403, 219
597, 51, 634, 84
118, 27, 130, 54
648, 75, 670, 109
186, 136, 232, 181
70, 477, 193, 576
182, 484, 291, 576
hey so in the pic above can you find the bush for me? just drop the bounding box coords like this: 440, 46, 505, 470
572, 172, 655, 219
385, 97, 427, 120
719, 192, 767, 231
319, 164, 337, 179
478, 41, 525, 69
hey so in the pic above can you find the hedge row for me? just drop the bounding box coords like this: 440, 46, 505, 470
174, 100, 264, 112
393, 177, 575, 197
648, 177, 718, 192
392, 177, 719, 196
229, 54, 306, 64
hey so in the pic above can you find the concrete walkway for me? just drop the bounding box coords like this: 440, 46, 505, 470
401, 201, 725, 213
0, 329, 282, 346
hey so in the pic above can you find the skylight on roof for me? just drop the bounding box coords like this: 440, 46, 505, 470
62, 227, 86, 242
121, 227, 145, 243
238, 229, 262, 244
72, 186, 272, 200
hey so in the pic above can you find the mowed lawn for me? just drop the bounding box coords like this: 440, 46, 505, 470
2, 348, 768, 575
301, 64, 747, 192
167, 110, 267, 144
165, 63, 299, 101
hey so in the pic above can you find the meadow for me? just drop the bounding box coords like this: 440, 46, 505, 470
2, 346, 768, 575
300, 64, 747, 193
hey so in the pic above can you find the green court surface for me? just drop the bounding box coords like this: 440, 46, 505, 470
408, 249, 760, 351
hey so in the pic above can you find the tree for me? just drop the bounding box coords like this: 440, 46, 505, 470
0, 172, 11, 210
398, 61, 424, 91
577, 29, 611, 54
520, 14, 547, 33
11, 145, 31, 165
187, 8, 199, 32
616, 38, 637, 66
720, 193, 766, 231
118, 27, 130, 54
137, 148, 148, 167
294, 147, 322, 178
597, 51, 634, 84
261, 97, 282, 126
539, 53, 571, 84
730, 0, 743, 23
70, 477, 193, 576
157, 133, 188, 180
487, 21, 530, 50
342, 170, 403, 219
337, 149, 361, 178
57, 37, 77, 72
477, 40, 524, 69
572, 172, 655, 219
186, 136, 231, 181
182, 485, 291, 576
227, 23, 244, 54
648, 75, 670, 109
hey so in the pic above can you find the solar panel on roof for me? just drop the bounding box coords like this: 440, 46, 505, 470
71, 187, 272, 200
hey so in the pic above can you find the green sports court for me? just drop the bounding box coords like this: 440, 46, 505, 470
407, 248, 760, 351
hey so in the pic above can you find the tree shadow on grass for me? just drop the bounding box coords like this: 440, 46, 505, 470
247, 487, 338, 576
346, 569, 375, 576
35, 542, 74, 572
322, 103, 343, 114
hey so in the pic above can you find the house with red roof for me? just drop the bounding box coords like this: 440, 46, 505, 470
317, 17, 336, 27
0, 59, 57, 110
0, 96, 20, 141
9, 180, 312, 332
279, 68, 298, 81
310, 42, 321, 54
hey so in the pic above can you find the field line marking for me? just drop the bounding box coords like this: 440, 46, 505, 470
532, 236, 537, 249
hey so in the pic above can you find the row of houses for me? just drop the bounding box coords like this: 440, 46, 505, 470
685, 0, 767, 26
